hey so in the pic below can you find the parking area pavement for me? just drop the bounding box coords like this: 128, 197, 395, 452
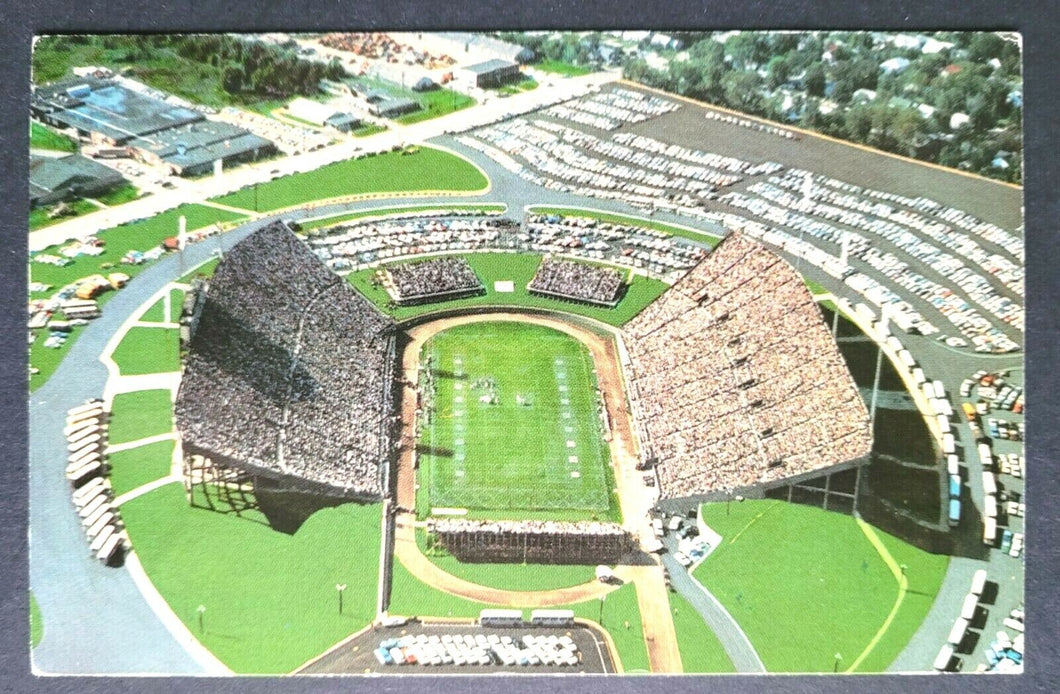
300, 622, 614, 675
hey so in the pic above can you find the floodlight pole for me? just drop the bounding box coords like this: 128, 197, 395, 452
868, 333, 883, 431
834, 652, 842, 673
336, 583, 347, 614
197, 605, 206, 634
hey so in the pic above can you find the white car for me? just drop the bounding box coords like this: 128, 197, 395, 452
674, 551, 693, 567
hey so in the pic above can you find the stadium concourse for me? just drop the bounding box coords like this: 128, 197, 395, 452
29, 73, 1023, 676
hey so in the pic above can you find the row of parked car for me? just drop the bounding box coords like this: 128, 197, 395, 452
374, 632, 581, 668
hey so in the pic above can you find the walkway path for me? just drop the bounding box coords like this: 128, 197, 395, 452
661, 533, 766, 673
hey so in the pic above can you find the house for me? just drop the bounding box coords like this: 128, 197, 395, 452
880, 57, 911, 75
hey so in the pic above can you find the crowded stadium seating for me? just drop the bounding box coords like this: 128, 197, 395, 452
623, 233, 872, 498
175, 221, 395, 498
385, 256, 485, 305
528, 257, 625, 307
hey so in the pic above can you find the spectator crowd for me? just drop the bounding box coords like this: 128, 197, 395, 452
175, 221, 395, 498
385, 256, 484, 304
528, 257, 625, 307
622, 233, 872, 497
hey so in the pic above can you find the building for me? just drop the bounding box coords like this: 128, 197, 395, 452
286, 97, 362, 132
128, 121, 276, 176
32, 77, 276, 175
457, 59, 522, 89
32, 78, 203, 145
29, 154, 126, 207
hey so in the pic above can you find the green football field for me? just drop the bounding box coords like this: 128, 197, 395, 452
420, 321, 613, 517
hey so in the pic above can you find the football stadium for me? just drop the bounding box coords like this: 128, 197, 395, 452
29, 33, 1025, 678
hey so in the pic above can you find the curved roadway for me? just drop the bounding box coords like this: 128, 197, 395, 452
29, 122, 1022, 674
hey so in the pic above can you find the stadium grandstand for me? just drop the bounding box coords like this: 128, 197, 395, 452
384, 256, 485, 305
623, 233, 872, 503
528, 257, 626, 307
175, 221, 396, 505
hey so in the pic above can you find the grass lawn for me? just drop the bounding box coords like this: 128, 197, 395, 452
121, 483, 382, 673
421, 321, 612, 516
497, 78, 539, 96
169, 288, 186, 320
95, 183, 141, 206
388, 558, 649, 672
693, 500, 947, 673
417, 529, 597, 591
29, 198, 100, 231
535, 60, 593, 77
107, 389, 174, 444
180, 257, 220, 283
30, 121, 76, 152
301, 203, 506, 231
667, 591, 735, 673
396, 89, 475, 125
352, 123, 387, 137
529, 206, 723, 248
108, 439, 175, 497
140, 296, 167, 323
30, 591, 43, 648
804, 278, 829, 295
209, 146, 487, 212
347, 252, 669, 328
29, 204, 245, 298
110, 327, 180, 376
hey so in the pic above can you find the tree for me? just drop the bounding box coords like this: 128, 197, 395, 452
804, 63, 827, 97
766, 55, 791, 90
723, 71, 764, 114
221, 65, 244, 95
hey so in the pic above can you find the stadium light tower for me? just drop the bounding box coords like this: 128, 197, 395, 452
336, 583, 348, 614
197, 605, 206, 634
833, 652, 842, 673
868, 305, 888, 429
598, 594, 606, 625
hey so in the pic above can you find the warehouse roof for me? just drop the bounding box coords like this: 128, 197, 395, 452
462, 58, 518, 75
129, 121, 273, 170
33, 78, 203, 143
29, 154, 125, 201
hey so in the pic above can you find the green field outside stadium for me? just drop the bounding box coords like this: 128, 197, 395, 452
420, 321, 614, 518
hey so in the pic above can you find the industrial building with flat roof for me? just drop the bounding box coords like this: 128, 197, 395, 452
29, 154, 127, 207
129, 121, 277, 176
457, 59, 522, 89
32, 78, 204, 145
32, 77, 276, 176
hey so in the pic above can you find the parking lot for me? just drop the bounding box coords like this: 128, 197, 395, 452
300, 621, 616, 675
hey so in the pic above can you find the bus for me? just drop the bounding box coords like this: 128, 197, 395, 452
948, 474, 961, 499
479, 609, 523, 627
948, 499, 961, 528
983, 516, 997, 546
530, 609, 575, 627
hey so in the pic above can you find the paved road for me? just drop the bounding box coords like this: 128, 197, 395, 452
29, 71, 619, 252
659, 533, 766, 673
29, 110, 1024, 673
28, 218, 270, 674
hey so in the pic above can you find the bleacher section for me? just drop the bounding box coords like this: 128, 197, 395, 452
175, 221, 395, 499
528, 257, 625, 307
623, 233, 872, 498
